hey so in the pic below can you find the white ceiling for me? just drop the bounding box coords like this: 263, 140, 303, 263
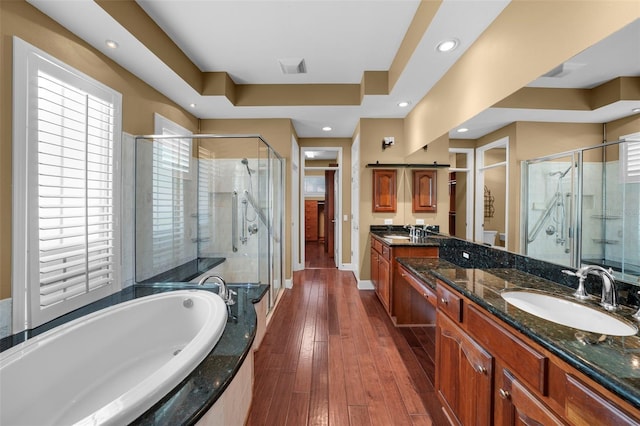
27, 0, 640, 141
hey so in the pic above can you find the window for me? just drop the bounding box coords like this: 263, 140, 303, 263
12, 38, 122, 330
621, 137, 640, 183
151, 115, 194, 275
304, 175, 326, 197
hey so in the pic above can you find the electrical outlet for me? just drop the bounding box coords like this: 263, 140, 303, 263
462, 252, 470, 259
384, 219, 393, 225
416, 219, 425, 225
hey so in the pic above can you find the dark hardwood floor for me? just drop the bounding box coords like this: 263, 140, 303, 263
305, 241, 337, 269
246, 252, 448, 425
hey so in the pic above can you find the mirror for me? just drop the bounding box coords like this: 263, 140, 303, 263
447, 19, 640, 286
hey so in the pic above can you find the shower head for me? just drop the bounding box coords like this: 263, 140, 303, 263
241, 158, 256, 175
549, 165, 572, 178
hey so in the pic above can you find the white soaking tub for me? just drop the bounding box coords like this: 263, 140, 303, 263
0, 290, 227, 426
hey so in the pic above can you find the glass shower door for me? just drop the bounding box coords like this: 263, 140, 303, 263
523, 153, 577, 267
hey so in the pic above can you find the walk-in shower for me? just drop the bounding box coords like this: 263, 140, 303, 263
522, 139, 640, 284
134, 134, 284, 311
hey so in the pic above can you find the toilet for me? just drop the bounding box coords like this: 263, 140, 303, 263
483, 230, 498, 245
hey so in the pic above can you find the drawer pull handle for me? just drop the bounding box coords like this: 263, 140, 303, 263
423, 293, 428, 298
441, 298, 448, 305
498, 389, 510, 400
476, 365, 487, 374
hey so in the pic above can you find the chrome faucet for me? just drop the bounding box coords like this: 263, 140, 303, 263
563, 265, 618, 311
197, 274, 236, 305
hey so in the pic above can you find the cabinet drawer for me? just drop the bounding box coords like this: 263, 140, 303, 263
371, 237, 382, 253
466, 304, 548, 395
381, 245, 391, 260
565, 374, 639, 426
399, 265, 436, 306
437, 284, 463, 322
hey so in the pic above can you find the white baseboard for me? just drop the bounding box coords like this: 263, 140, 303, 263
357, 280, 374, 290
339, 263, 353, 271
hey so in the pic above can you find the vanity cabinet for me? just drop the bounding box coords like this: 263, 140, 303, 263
370, 237, 391, 311
412, 170, 437, 212
372, 169, 397, 212
369, 235, 438, 323
427, 277, 640, 426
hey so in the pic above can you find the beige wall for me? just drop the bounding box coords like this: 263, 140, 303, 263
403, 1, 639, 155
0, 1, 198, 299
358, 119, 450, 280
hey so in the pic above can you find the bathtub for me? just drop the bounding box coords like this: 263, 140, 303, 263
0, 289, 227, 426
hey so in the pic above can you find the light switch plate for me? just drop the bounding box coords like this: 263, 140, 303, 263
416, 219, 425, 225
384, 219, 393, 225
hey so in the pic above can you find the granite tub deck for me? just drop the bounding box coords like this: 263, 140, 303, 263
0, 283, 268, 425
396, 257, 640, 410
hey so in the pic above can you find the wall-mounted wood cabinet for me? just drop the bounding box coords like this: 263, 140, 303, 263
413, 170, 437, 212
372, 169, 396, 212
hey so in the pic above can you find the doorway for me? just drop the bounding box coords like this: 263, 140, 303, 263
448, 148, 474, 241
300, 147, 342, 269
475, 137, 509, 248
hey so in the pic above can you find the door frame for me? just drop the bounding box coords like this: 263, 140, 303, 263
448, 147, 475, 241
300, 147, 343, 269
475, 137, 509, 247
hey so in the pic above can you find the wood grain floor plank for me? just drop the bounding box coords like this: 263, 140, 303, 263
264, 371, 296, 425
308, 340, 329, 426
410, 414, 434, 426
286, 392, 310, 426
348, 405, 372, 426
328, 335, 350, 426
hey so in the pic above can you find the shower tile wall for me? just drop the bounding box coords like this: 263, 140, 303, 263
198, 159, 263, 284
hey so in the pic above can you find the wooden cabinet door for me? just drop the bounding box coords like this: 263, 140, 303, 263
565, 374, 638, 426
413, 170, 437, 212
495, 368, 564, 426
370, 249, 379, 291
378, 255, 390, 311
436, 313, 493, 426
372, 169, 397, 212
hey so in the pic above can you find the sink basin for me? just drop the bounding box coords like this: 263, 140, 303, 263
500, 290, 638, 337
384, 235, 411, 240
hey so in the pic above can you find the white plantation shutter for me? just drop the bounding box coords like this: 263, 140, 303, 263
13, 38, 122, 329
622, 140, 640, 183
151, 115, 193, 274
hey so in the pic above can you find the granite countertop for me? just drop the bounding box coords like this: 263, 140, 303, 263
396, 257, 640, 409
370, 227, 444, 247
0, 282, 269, 425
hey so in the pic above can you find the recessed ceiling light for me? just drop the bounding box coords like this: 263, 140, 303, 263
189, 103, 196, 108
322, 126, 332, 132
457, 127, 469, 133
633, 108, 640, 113
105, 40, 119, 49
436, 39, 458, 53
397, 101, 410, 108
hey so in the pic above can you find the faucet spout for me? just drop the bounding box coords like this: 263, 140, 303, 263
197, 274, 236, 305
573, 265, 618, 311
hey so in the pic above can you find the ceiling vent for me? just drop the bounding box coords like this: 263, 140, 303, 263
541, 62, 585, 78
278, 58, 307, 75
